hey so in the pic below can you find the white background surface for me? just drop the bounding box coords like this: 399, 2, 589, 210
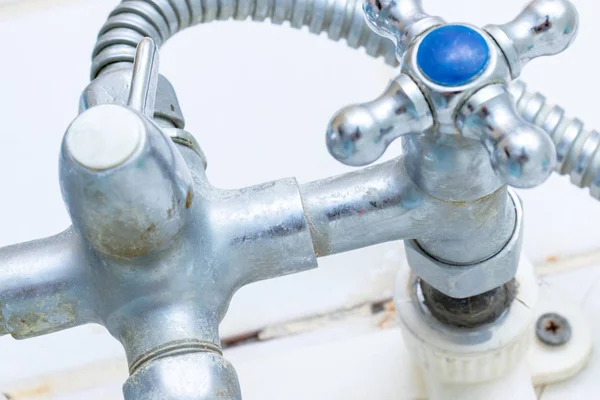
0, 0, 599, 398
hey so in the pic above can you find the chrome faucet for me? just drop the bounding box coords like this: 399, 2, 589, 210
0, 0, 597, 399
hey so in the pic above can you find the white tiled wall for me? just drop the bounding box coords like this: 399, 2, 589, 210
0, 0, 599, 395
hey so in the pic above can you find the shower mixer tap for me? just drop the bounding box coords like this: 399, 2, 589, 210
328, 0, 576, 189
0, 0, 597, 399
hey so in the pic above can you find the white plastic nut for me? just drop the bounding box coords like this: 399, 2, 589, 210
395, 256, 539, 384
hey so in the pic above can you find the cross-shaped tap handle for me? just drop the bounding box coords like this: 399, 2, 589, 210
327, 0, 578, 188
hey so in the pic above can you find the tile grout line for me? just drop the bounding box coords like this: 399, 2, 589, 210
535, 248, 600, 276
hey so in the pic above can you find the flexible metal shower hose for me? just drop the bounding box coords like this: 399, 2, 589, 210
91, 0, 600, 201
511, 81, 600, 200
91, 0, 398, 79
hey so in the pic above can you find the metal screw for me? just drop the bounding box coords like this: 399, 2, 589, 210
536, 312, 572, 346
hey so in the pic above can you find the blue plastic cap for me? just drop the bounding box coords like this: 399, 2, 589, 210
417, 25, 490, 87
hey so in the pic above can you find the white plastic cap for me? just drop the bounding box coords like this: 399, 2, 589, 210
65, 105, 143, 170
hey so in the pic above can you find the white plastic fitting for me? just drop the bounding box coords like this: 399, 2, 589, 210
395, 257, 539, 400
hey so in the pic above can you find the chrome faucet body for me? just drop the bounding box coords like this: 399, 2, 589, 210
0, 0, 597, 399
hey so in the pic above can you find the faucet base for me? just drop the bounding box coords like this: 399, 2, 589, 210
395, 256, 538, 386
394, 253, 592, 398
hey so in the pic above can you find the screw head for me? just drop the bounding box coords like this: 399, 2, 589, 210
536, 312, 572, 346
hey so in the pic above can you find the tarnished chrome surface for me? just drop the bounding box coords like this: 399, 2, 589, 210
458, 84, 557, 189
61, 104, 193, 257
328, 0, 577, 191
402, 24, 511, 135
401, 132, 504, 202
163, 127, 208, 168
415, 186, 517, 266
80, 66, 185, 128
485, 0, 579, 78
123, 352, 242, 400
0, 0, 597, 399
127, 38, 159, 119
0, 35, 498, 399
405, 189, 523, 298
363, 0, 444, 56
0, 228, 96, 339
326, 74, 433, 166
2, 40, 320, 399
300, 158, 510, 258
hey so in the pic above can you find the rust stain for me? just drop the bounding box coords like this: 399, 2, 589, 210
222, 331, 260, 347
377, 301, 397, 329
104, 244, 151, 259
10, 302, 77, 338
377, 312, 394, 329
140, 223, 158, 244
532, 16, 552, 34
545, 255, 560, 263
90, 217, 156, 259
480, 105, 490, 118
185, 189, 193, 209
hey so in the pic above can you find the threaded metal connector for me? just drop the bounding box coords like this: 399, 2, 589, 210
510, 81, 600, 200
